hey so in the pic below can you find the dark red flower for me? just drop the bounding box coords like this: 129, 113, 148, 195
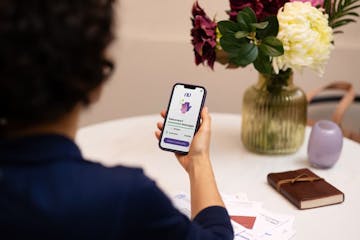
229, 0, 264, 21
262, 0, 289, 19
191, 1, 217, 69
229, 0, 289, 21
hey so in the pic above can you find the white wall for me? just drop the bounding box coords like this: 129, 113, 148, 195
80, 0, 360, 126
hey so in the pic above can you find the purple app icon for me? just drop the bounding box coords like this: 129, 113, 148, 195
181, 102, 192, 114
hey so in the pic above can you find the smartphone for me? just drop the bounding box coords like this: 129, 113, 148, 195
159, 83, 207, 154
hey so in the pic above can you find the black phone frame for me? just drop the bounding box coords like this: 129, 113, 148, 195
159, 83, 207, 155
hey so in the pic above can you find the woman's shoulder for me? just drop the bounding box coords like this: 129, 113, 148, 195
69, 160, 153, 191
53, 160, 160, 213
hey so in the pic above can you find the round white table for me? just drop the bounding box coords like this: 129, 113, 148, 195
76, 113, 360, 240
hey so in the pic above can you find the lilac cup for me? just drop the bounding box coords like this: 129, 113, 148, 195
308, 120, 343, 169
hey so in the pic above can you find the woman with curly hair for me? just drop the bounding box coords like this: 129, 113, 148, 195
0, 1, 233, 239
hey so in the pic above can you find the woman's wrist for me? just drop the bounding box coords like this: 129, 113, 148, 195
187, 154, 212, 178
187, 154, 225, 217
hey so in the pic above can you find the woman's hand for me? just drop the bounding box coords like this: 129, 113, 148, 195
155, 107, 212, 173
155, 107, 224, 218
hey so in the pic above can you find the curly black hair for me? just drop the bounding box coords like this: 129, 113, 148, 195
0, 0, 115, 130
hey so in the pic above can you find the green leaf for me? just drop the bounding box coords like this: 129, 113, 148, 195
333, 9, 359, 19
256, 16, 279, 39
251, 21, 269, 30
325, 0, 360, 32
236, 13, 251, 31
242, 7, 257, 23
236, 7, 257, 31
234, 31, 249, 39
253, 51, 272, 75
217, 21, 242, 35
229, 43, 258, 67
259, 36, 284, 57
332, 18, 357, 28
324, 0, 332, 15
346, 12, 359, 17
220, 35, 246, 53
343, 4, 360, 12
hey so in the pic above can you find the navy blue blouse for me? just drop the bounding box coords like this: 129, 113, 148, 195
0, 135, 233, 240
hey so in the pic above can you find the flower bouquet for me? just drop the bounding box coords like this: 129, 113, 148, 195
191, 0, 360, 154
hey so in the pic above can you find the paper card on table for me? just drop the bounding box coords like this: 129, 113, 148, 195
259, 226, 296, 240
234, 230, 255, 240
222, 192, 249, 202
252, 209, 294, 238
173, 192, 296, 240
225, 200, 262, 216
172, 193, 191, 218
231, 216, 256, 229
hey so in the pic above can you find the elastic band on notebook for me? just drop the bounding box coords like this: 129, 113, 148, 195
276, 173, 323, 191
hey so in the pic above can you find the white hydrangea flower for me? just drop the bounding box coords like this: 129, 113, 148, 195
272, 1, 333, 76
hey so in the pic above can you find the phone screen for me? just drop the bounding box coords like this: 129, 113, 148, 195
159, 83, 206, 154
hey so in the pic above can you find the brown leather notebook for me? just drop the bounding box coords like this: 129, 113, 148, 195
267, 168, 344, 210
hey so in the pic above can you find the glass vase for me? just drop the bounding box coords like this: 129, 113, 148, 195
241, 70, 307, 154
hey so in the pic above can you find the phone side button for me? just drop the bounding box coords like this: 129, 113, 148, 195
164, 138, 189, 147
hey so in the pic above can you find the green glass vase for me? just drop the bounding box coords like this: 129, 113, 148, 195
241, 70, 307, 154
